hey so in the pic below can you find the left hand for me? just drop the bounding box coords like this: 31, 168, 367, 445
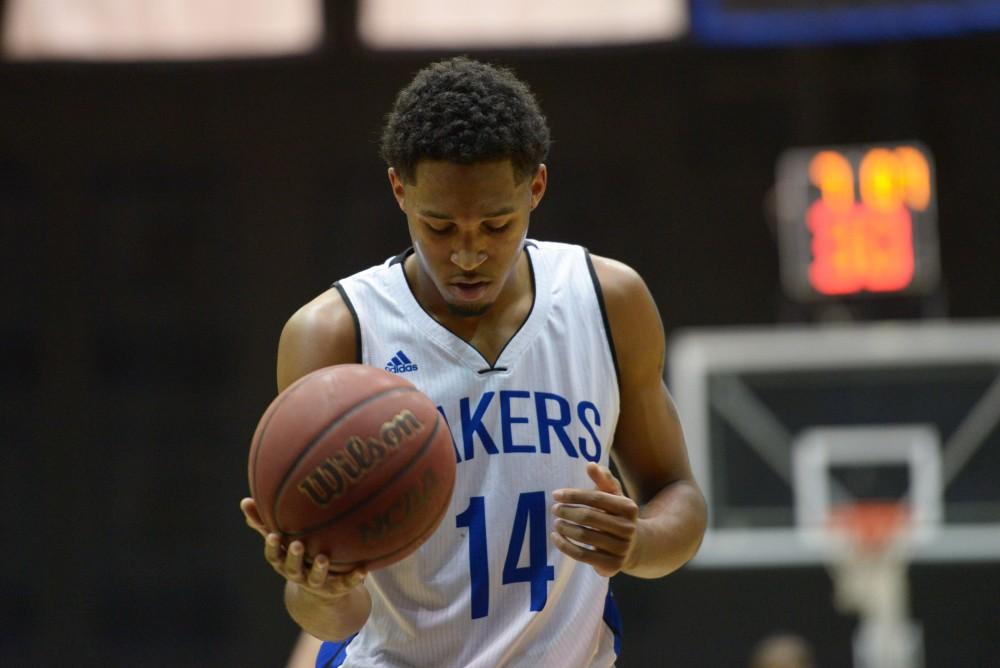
551, 462, 641, 577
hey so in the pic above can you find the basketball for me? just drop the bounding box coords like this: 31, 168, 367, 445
248, 364, 456, 570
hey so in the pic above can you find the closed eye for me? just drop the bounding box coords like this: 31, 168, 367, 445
424, 221, 453, 236
485, 221, 512, 234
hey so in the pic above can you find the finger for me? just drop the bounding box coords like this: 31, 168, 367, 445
329, 568, 367, 595
307, 554, 330, 588
586, 463, 622, 495
284, 540, 307, 580
554, 518, 632, 555
308, 566, 366, 597
241, 498, 268, 537
553, 503, 637, 541
264, 533, 284, 566
551, 531, 623, 577
327, 561, 361, 575
552, 491, 639, 521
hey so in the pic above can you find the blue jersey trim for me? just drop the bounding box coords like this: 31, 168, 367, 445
603, 587, 623, 657
316, 634, 357, 668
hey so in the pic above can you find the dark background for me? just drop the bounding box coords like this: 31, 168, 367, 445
2, 4, 1000, 667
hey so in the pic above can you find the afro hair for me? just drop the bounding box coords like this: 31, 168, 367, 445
380, 57, 551, 184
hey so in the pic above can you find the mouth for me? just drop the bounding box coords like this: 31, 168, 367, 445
448, 280, 490, 302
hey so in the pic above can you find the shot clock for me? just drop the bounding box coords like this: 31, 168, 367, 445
775, 142, 941, 302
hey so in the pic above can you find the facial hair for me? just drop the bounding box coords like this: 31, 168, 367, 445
446, 301, 492, 318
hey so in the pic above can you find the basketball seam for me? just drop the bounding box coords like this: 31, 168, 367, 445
271, 385, 422, 534
282, 411, 441, 544
249, 371, 324, 502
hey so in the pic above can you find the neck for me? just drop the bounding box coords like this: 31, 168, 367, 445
404, 249, 532, 342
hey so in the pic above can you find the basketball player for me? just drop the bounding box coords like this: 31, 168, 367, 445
241, 57, 707, 667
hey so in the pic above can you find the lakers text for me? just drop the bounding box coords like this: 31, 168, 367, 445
438, 390, 604, 464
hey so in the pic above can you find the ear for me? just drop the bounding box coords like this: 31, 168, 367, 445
529, 164, 548, 210
387, 167, 407, 211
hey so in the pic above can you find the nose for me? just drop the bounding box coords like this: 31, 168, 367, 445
450, 238, 487, 271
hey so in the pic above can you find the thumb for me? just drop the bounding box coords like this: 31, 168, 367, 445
240, 497, 268, 537
587, 463, 622, 495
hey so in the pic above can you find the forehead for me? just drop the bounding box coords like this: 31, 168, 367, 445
409, 159, 521, 207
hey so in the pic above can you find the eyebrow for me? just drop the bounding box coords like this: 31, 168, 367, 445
419, 206, 515, 220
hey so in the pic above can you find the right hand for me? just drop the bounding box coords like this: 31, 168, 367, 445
240, 497, 367, 601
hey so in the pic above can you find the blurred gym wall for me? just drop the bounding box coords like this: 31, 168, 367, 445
2, 2, 999, 666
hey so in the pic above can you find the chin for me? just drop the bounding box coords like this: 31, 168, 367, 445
446, 302, 493, 318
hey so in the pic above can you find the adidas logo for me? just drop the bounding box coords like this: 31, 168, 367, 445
385, 350, 419, 374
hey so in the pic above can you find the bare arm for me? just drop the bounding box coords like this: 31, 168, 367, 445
241, 287, 373, 641
551, 256, 706, 578
285, 632, 323, 668
275, 287, 359, 393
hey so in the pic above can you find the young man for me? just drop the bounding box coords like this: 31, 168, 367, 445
241, 57, 706, 667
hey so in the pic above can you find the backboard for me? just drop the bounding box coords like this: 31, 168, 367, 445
668, 321, 1000, 566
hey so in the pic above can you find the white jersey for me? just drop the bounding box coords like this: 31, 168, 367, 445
319, 240, 622, 668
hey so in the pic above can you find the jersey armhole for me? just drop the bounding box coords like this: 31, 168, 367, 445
583, 249, 622, 391
332, 282, 363, 364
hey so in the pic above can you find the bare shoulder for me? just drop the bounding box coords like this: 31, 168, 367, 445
589, 254, 649, 303
277, 287, 358, 391
589, 254, 665, 378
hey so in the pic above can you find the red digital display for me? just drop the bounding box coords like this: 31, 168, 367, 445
776, 143, 939, 301
807, 200, 914, 295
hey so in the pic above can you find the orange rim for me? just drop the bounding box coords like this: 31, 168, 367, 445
826, 502, 910, 553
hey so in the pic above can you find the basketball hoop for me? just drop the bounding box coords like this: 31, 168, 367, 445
824, 502, 923, 668
827, 501, 911, 556
791, 428, 939, 668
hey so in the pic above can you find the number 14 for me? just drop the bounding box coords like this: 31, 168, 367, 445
455, 491, 555, 619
